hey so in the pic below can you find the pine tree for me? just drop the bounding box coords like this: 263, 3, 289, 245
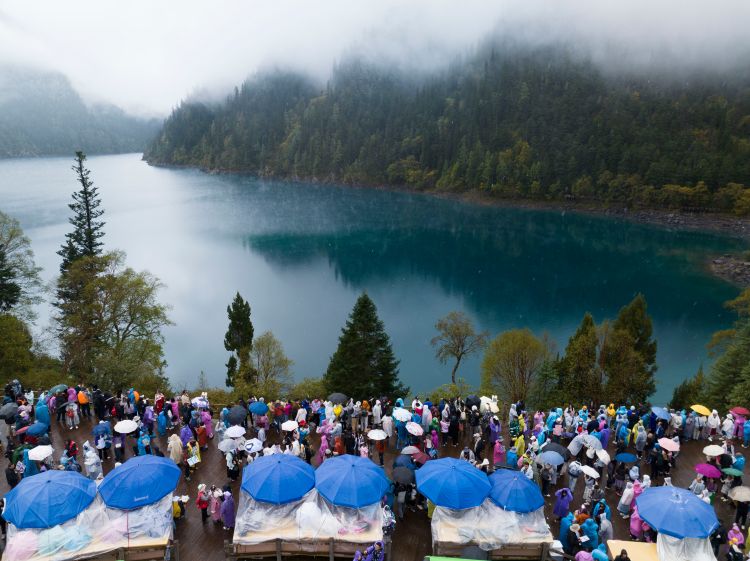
57, 152, 105, 274
225, 355, 238, 388
705, 320, 750, 409
0, 245, 21, 312
224, 292, 254, 383
324, 293, 408, 399
612, 294, 657, 373
560, 312, 599, 405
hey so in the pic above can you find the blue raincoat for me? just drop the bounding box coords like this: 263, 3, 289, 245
23, 448, 39, 478
157, 411, 167, 436
35, 402, 50, 427
559, 513, 573, 550
581, 518, 599, 549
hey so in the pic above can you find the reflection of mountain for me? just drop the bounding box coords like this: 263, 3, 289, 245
244, 206, 742, 329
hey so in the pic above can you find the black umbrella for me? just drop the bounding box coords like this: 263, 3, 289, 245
392, 466, 415, 485
328, 393, 348, 404
228, 405, 248, 425
0, 402, 18, 419
465, 395, 481, 409
541, 441, 571, 460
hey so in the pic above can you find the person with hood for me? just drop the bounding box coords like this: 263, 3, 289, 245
22, 448, 39, 478
707, 410, 721, 441
196, 483, 209, 522
35, 400, 50, 428
137, 431, 151, 456
493, 437, 506, 466
723, 414, 736, 439
592, 498, 611, 521
371, 400, 382, 427
221, 491, 235, 530
559, 513, 574, 553
689, 473, 705, 495
82, 442, 102, 480
617, 482, 634, 517
209, 486, 222, 523
180, 423, 193, 446
581, 517, 599, 550
553, 488, 573, 520
629, 506, 643, 540
728, 523, 745, 547
592, 543, 608, 561
597, 512, 613, 544
168, 433, 183, 465
514, 434, 526, 457
362, 541, 385, 561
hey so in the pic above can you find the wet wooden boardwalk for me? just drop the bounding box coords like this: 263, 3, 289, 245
1, 416, 741, 561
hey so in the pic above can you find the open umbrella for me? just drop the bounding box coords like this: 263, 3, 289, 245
412, 452, 430, 465
695, 463, 722, 478
225, 425, 246, 438
581, 465, 600, 479
635, 486, 719, 538
26, 422, 47, 437
191, 396, 208, 408
541, 441, 571, 460
392, 466, 415, 484
231, 404, 251, 422
242, 454, 314, 504
367, 429, 387, 441
537, 451, 565, 466
615, 452, 637, 463
394, 455, 415, 469
465, 395, 481, 409
0, 402, 19, 419
731, 407, 750, 417
327, 393, 348, 405
729, 486, 750, 502
4, 470, 96, 528
596, 450, 611, 465
658, 438, 680, 452
401, 446, 420, 455
691, 404, 711, 416
405, 422, 423, 436
315, 455, 388, 508
28, 445, 54, 461
245, 438, 263, 454
723, 467, 743, 477
248, 402, 267, 416
218, 439, 238, 453
281, 420, 299, 432
703, 445, 724, 457
489, 469, 545, 513
416, 457, 491, 510
99, 456, 181, 510
651, 406, 671, 421
114, 419, 138, 434
393, 408, 412, 422
49, 384, 67, 395
480, 396, 499, 413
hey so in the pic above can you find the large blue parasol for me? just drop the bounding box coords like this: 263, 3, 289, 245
315, 455, 388, 508
242, 454, 315, 504
416, 457, 491, 510
98, 455, 181, 510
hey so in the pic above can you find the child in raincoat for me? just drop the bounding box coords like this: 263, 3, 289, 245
65, 401, 80, 430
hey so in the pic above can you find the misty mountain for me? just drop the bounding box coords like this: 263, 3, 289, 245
145, 45, 750, 214
0, 67, 159, 158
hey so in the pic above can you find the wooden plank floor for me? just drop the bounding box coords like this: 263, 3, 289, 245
1, 415, 742, 561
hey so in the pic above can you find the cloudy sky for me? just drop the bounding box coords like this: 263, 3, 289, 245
1, 0, 749, 117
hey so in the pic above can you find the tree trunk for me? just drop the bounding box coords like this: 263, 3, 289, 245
451, 358, 462, 384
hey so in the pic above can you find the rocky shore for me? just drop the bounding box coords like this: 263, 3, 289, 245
710, 255, 750, 287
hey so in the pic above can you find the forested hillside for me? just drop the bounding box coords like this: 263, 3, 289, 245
0, 67, 159, 157
146, 46, 750, 214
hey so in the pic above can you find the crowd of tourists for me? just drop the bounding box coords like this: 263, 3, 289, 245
2, 376, 750, 561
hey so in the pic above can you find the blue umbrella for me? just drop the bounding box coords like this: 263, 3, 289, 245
489, 469, 545, 513
249, 401, 268, 415
393, 456, 416, 470
651, 407, 671, 421
416, 457, 491, 510
538, 451, 565, 466
99, 455, 181, 510
242, 454, 314, 504
4, 470, 96, 528
635, 487, 719, 538
615, 452, 637, 463
27, 422, 48, 437
315, 455, 388, 508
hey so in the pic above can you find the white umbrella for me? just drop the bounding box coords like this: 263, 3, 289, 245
225, 425, 246, 438
191, 396, 208, 408
218, 439, 238, 453
703, 444, 724, 457
368, 429, 387, 441
28, 445, 53, 461
596, 450, 611, 465
480, 396, 499, 413
281, 420, 298, 432
114, 419, 138, 434
245, 438, 263, 454
581, 465, 600, 479
405, 421, 424, 436
401, 446, 420, 455
393, 408, 412, 422
581, 434, 603, 450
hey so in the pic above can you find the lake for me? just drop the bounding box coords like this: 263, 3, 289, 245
0, 153, 743, 402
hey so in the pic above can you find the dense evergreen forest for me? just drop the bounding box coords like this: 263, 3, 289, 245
0, 67, 158, 157
146, 45, 750, 214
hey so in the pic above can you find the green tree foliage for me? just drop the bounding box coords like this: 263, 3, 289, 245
705, 320, 750, 410
0, 314, 33, 381
225, 355, 238, 388
528, 358, 562, 411
0, 211, 42, 320
480, 328, 549, 403
146, 46, 750, 214
54, 251, 172, 390
428, 377, 475, 404
323, 293, 408, 399
57, 152, 106, 274
431, 311, 488, 383
224, 292, 254, 386
248, 331, 294, 399
669, 366, 705, 410
290, 376, 328, 400
559, 313, 600, 404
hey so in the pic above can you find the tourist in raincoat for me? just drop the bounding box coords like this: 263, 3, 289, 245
493, 437, 506, 466
180, 423, 193, 446
514, 434, 526, 457
221, 491, 235, 530
707, 410, 721, 440
553, 488, 573, 520
168, 433, 183, 465
582, 518, 599, 550
137, 431, 151, 456
559, 513, 574, 552
83, 441, 102, 480
35, 400, 50, 428
157, 409, 168, 436
22, 448, 38, 478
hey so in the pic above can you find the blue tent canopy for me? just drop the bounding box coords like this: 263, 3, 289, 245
315, 455, 388, 508
489, 469, 545, 513
635, 486, 719, 538
415, 457, 491, 510
99, 455, 181, 510
4, 470, 96, 528
242, 454, 314, 504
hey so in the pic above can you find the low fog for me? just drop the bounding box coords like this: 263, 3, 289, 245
1, 0, 749, 117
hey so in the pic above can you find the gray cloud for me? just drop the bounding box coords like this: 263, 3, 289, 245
1, 0, 748, 117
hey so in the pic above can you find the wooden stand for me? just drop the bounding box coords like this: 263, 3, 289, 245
433, 540, 550, 560
225, 536, 391, 561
